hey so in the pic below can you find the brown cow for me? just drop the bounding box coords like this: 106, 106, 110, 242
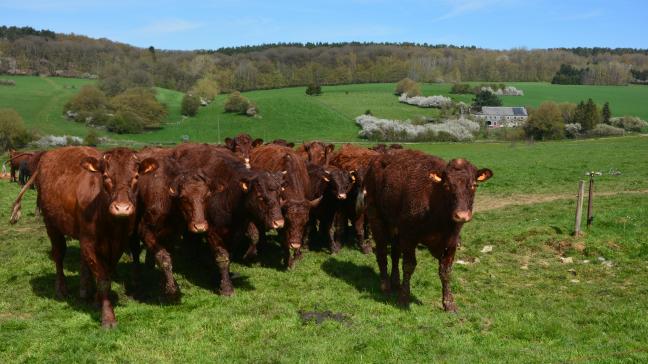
365, 150, 492, 311
10, 147, 158, 328
223, 133, 263, 168
369, 143, 403, 153
329, 144, 380, 254
268, 139, 295, 148
129, 146, 213, 299
250, 144, 321, 268
7, 149, 35, 183
18, 151, 45, 186
296, 141, 335, 166
306, 163, 354, 253
167, 143, 285, 294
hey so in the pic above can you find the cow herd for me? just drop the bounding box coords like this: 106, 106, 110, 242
7, 135, 492, 328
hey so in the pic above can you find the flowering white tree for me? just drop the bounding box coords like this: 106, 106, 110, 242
356, 115, 480, 141
398, 94, 453, 108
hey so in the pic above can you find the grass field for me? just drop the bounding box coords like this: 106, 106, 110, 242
2, 76, 648, 145
1, 136, 647, 362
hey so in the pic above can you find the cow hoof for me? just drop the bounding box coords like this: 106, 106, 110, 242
219, 287, 234, 296
55, 283, 68, 300
330, 244, 341, 255
397, 294, 411, 307
101, 320, 118, 329
443, 302, 458, 313
379, 280, 391, 294
360, 244, 373, 255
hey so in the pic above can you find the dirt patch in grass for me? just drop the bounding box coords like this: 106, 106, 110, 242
475, 189, 648, 212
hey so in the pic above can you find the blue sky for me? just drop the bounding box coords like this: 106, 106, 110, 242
1, 0, 646, 50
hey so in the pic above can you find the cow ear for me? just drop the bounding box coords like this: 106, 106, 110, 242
224, 137, 234, 150
139, 158, 158, 175
326, 144, 335, 154
240, 181, 249, 192
309, 196, 323, 207
80, 157, 101, 173
322, 175, 330, 182
252, 138, 264, 148
287, 142, 295, 148
476, 168, 493, 182
429, 171, 443, 183
168, 186, 177, 196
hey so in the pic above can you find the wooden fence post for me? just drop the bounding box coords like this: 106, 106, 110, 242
587, 175, 595, 228
574, 180, 585, 236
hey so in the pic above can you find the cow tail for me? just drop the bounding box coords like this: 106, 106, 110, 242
355, 186, 366, 216
10, 170, 38, 224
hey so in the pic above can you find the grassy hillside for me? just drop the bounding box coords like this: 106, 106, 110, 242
1, 136, 647, 362
2, 76, 648, 145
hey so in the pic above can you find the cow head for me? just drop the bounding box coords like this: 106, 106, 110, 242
224, 133, 263, 168
81, 148, 158, 217
303, 141, 334, 166
169, 172, 211, 234
240, 171, 285, 231
429, 159, 492, 223
271, 139, 295, 148
281, 196, 322, 250
324, 167, 354, 200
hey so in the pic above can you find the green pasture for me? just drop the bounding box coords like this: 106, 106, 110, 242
2, 76, 648, 145
1, 136, 647, 362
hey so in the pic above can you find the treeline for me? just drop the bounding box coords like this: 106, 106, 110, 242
551, 63, 632, 85
2, 27, 648, 93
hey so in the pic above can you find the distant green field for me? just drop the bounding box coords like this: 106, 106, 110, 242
2, 76, 648, 144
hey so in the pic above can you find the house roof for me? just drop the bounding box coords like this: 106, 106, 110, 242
480, 106, 527, 116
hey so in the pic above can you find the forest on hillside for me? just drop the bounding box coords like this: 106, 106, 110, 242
2, 26, 648, 92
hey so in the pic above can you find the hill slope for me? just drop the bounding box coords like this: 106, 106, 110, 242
2, 76, 648, 144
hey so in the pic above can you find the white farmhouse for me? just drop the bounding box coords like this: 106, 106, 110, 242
474, 106, 528, 128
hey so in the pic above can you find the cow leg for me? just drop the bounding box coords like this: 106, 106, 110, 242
79, 257, 95, 300
207, 231, 233, 296
321, 212, 339, 254
370, 220, 390, 294
439, 246, 458, 312
333, 212, 346, 249
45, 225, 68, 299
355, 213, 372, 254
10, 165, 16, 182
242, 223, 260, 260
397, 247, 417, 306
80, 238, 117, 329
141, 229, 178, 298
389, 242, 401, 293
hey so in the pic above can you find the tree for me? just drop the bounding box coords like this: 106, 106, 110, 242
602, 102, 611, 124
0, 108, 33, 151
472, 90, 502, 111
63, 85, 109, 123
190, 78, 219, 102
110, 87, 166, 130
523, 102, 565, 140
305, 83, 322, 96
224, 91, 251, 114
573, 98, 600, 131
181, 94, 200, 116
394, 78, 421, 96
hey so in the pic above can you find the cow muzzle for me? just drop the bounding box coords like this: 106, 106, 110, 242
337, 193, 347, 200
452, 210, 472, 223
190, 221, 209, 233
271, 219, 285, 229
109, 202, 135, 217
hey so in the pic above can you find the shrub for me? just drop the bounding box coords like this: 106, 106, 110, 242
181, 94, 200, 116
33, 135, 83, 148
608, 116, 648, 132
85, 130, 100, 146
394, 78, 421, 96
588, 124, 624, 137
399, 94, 452, 108
472, 90, 502, 111
0, 108, 33, 151
450, 83, 471, 94
63, 85, 109, 123
224, 91, 251, 114
110, 87, 166, 129
305, 84, 322, 96
356, 115, 479, 142
523, 102, 565, 140
106, 109, 144, 134
564, 123, 582, 138
190, 78, 219, 102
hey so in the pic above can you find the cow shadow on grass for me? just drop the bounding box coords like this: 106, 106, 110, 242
321, 258, 422, 309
